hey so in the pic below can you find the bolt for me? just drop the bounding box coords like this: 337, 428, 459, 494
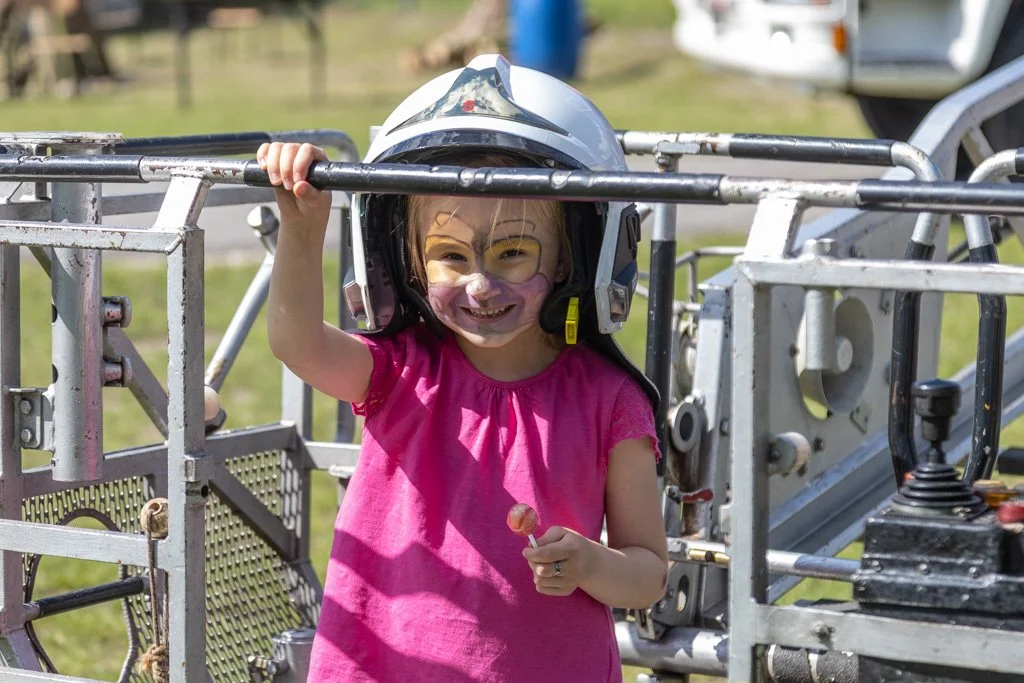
870, 560, 883, 572
19, 399, 31, 415
656, 599, 668, 612
811, 622, 833, 640
968, 566, 981, 579
655, 153, 679, 173
813, 438, 825, 452
719, 418, 730, 436
20, 428, 32, 443
788, 344, 799, 357
919, 563, 931, 576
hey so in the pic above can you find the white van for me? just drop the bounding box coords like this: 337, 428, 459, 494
672, 0, 1024, 152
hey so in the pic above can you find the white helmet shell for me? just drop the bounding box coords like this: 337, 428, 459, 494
365, 54, 628, 174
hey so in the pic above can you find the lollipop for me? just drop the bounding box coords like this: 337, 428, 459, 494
507, 503, 539, 548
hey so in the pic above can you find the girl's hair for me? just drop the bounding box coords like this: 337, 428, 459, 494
406, 152, 570, 294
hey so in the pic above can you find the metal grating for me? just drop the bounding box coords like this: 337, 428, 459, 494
22, 475, 153, 682
21, 448, 320, 682
207, 449, 319, 682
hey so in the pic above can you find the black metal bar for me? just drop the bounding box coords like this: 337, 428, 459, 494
8, 155, 1024, 214
963, 243, 1007, 483
888, 240, 935, 486
335, 204, 356, 444
1016, 148, 1024, 176
118, 132, 275, 156
646, 240, 676, 477
726, 134, 895, 165
855, 180, 1024, 213
27, 576, 145, 620
268, 163, 729, 204
0, 155, 143, 182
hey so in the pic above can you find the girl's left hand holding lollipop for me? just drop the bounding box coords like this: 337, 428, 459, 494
507, 503, 592, 595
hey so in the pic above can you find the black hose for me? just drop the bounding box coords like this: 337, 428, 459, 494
962, 243, 1007, 483
888, 239, 935, 486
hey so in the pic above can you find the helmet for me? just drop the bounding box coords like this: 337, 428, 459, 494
343, 54, 657, 409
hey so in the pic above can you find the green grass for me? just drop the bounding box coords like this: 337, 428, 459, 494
5, 0, 1012, 680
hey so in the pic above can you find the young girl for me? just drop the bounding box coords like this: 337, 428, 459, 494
263, 54, 668, 682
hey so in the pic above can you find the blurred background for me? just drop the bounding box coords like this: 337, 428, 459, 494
8, 1, 1022, 680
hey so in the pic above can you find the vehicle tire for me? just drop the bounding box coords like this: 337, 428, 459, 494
978, 1, 1024, 158
855, 95, 935, 144
856, 0, 1024, 178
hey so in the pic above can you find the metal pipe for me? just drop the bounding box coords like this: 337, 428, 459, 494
887, 241, 935, 486
615, 621, 728, 677
669, 538, 859, 582
886, 146, 943, 478
117, 129, 359, 162
800, 240, 838, 373
617, 131, 944, 248
49, 146, 104, 482
646, 154, 679, 483
205, 254, 274, 392
882, 137, 945, 486
616, 131, 895, 166
5, 155, 1024, 216
889, 142, 944, 245
204, 207, 278, 394
0, 243, 35, 667
958, 149, 1015, 483
964, 243, 1006, 483
24, 576, 146, 621
335, 203, 356, 444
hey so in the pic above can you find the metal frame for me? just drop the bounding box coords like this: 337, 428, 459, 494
0, 130, 358, 683
728, 197, 1024, 680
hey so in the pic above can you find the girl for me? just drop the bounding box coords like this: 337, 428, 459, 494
263, 54, 668, 683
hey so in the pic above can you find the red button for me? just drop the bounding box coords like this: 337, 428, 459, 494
997, 500, 1024, 524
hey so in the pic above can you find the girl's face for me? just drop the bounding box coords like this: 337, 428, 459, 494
415, 195, 563, 349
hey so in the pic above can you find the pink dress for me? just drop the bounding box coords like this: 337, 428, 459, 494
307, 324, 659, 682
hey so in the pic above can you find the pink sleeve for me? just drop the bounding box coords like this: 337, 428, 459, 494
350, 333, 405, 418
608, 378, 662, 463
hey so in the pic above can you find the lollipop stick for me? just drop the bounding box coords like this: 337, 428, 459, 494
527, 533, 538, 549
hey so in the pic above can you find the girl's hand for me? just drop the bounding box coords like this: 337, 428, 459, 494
523, 526, 594, 597
256, 142, 333, 230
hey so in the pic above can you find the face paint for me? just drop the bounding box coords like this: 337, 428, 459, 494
427, 272, 552, 348
423, 233, 543, 286
414, 196, 563, 349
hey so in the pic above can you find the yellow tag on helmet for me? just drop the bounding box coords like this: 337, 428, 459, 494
565, 297, 579, 345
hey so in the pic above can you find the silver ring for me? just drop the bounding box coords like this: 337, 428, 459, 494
554, 560, 563, 577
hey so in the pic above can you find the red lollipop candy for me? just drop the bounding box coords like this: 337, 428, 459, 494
507, 503, 539, 548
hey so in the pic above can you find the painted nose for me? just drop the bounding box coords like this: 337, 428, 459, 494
465, 273, 499, 301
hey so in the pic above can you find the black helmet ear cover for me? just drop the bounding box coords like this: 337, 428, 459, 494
360, 193, 445, 338
539, 202, 603, 340
386, 196, 449, 338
